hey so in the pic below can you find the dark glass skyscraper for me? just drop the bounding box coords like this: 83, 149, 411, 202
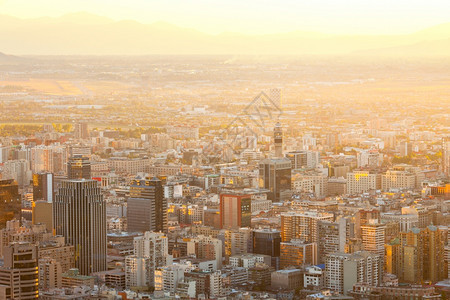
128, 177, 167, 233
67, 155, 91, 180
53, 179, 106, 275
0, 179, 21, 229
259, 158, 292, 202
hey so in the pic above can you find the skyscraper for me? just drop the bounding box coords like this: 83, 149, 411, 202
259, 158, 291, 202
126, 231, 170, 289
318, 219, 347, 264
33, 172, 54, 202
128, 177, 167, 233
53, 179, 106, 275
325, 251, 381, 295
0, 242, 39, 299
274, 122, 283, 158
259, 122, 292, 202
67, 155, 91, 180
281, 211, 334, 243
219, 193, 251, 229
74, 122, 89, 139
0, 179, 21, 229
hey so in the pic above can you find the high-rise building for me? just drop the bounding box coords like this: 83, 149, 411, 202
67, 155, 91, 180
128, 177, 167, 233
360, 220, 386, 273
219, 193, 251, 229
126, 231, 170, 289
74, 122, 89, 139
259, 158, 291, 202
53, 179, 106, 275
39, 258, 62, 289
281, 211, 334, 243
325, 251, 381, 296
186, 235, 223, 269
285, 151, 307, 170
318, 219, 347, 264
390, 225, 448, 284
443, 137, 450, 176
224, 228, 253, 257
280, 239, 317, 269
32, 172, 54, 202
30, 145, 68, 175
0, 179, 21, 229
2, 159, 32, 187
274, 122, 283, 158
0, 242, 39, 299
253, 229, 281, 257
32, 201, 53, 231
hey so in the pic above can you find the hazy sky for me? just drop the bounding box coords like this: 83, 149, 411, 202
1, 0, 449, 35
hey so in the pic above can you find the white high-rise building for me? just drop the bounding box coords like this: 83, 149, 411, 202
325, 251, 381, 295
125, 231, 171, 288
154, 262, 194, 292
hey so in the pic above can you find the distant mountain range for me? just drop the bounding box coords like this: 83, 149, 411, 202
0, 12, 449, 56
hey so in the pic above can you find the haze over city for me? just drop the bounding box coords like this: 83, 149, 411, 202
0, 1, 449, 300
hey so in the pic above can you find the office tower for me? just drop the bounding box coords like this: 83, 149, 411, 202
0, 242, 39, 299
32, 201, 53, 231
280, 239, 317, 269
318, 219, 347, 264
74, 122, 89, 139
285, 151, 307, 170
32, 172, 54, 202
274, 122, 283, 158
53, 179, 106, 275
346, 170, 381, 195
0, 179, 21, 229
253, 229, 281, 257
325, 251, 381, 296
128, 177, 167, 233
126, 231, 170, 288
281, 211, 334, 243
186, 235, 223, 269
219, 193, 251, 229
259, 158, 291, 202
360, 220, 385, 273
67, 155, 91, 180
